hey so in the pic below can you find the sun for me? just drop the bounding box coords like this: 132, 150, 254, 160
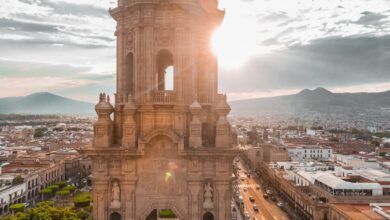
211, 24, 260, 69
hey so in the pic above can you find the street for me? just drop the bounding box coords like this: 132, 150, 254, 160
234, 157, 289, 220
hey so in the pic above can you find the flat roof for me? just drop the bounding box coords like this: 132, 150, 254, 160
332, 204, 386, 220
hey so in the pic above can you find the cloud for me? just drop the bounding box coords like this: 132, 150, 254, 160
0, 59, 115, 101
356, 11, 388, 26
0, 0, 390, 102
219, 35, 390, 96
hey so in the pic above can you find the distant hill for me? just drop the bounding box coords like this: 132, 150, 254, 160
0, 92, 94, 115
230, 88, 390, 118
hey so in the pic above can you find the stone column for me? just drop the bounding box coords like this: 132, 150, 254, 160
188, 182, 202, 220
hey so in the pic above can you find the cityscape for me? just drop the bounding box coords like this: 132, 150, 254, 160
0, 0, 390, 220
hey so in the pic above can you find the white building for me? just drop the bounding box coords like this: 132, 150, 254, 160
288, 146, 333, 161
292, 171, 383, 196
335, 154, 381, 169
0, 182, 27, 216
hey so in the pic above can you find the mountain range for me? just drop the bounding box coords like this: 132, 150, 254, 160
0, 92, 94, 115
0, 89, 389, 117
229, 88, 390, 118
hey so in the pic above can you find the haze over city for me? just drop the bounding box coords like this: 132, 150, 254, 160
1, 0, 390, 102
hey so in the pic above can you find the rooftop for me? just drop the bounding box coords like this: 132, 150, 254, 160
332, 203, 386, 220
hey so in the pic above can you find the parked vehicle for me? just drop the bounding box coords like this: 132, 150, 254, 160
271, 196, 277, 202
253, 204, 259, 212
244, 212, 250, 220
263, 194, 269, 199
277, 202, 284, 207
249, 196, 255, 203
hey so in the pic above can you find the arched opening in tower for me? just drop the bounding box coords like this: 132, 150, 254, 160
125, 52, 134, 96
156, 49, 174, 91
110, 212, 121, 220
203, 212, 214, 220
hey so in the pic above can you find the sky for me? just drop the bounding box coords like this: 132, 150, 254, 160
0, 0, 389, 102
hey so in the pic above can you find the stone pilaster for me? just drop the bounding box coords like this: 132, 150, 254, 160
188, 182, 202, 220
189, 101, 202, 148
122, 97, 137, 148
93, 180, 109, 220
216, 182, 231, 220
114, 105, 123, 145
122, 181, 136, 220
215, 95, 231, 148
144, 25, 153, 103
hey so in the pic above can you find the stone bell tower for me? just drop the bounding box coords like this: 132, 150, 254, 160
82, 0, 237, 219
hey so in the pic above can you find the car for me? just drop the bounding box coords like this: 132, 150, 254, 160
266, 189, 272, 194
253, 204, 259, 212
277, 202, 284, 207
255, 185, 260, 190
271, 196, 277, 202
244, 212, 250, 220
243, 187, 248, 192
263, 193, 269, 199
249, 196, 255, 203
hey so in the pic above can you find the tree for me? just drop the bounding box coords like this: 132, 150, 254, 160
12, 175, 24, 185
73, 192, 93, 208
9, 203, 25, 214
3, 201, 81, 220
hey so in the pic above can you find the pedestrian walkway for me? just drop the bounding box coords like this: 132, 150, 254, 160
233, 184, 257, 190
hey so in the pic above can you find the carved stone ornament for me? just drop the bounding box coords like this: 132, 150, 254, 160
110, 180, 121, 209
156, 28, 173, 47
203, 181, 214, 209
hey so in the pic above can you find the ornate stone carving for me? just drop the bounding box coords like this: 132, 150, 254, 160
156, 28, 174, 47
110, 181, 121, 209
203, 182, 214, 209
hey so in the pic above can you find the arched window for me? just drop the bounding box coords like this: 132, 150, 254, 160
156, 50, 174, 91
110, 212, 121, 220
203, 212, 214, 220
125, 53, 134, 95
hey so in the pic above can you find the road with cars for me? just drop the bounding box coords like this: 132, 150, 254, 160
235, 158, 289, 220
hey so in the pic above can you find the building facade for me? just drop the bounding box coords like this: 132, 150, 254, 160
82, 0, 237, 220
261, 144, 289, 164
287, 146, 333, 161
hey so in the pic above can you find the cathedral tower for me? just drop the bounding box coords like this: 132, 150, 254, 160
83, 0, 237, 219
